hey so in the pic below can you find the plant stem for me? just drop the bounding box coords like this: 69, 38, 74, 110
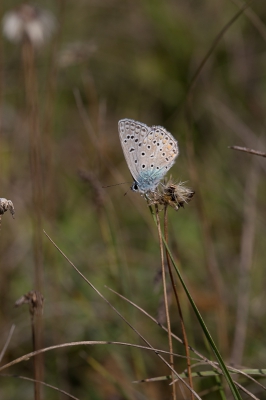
164, 206, 194, 400
155, 205, 177, 400
21, 37, 43, 400
231, 160, 259, 365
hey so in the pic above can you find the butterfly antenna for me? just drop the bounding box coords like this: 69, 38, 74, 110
102, 182, 131, 189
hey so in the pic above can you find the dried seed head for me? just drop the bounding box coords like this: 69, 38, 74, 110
15, 290, 44, 316
0, 198, 15, 230
0, 198, 15, 217
2, 4, 56, 47
58, 41, 97, 68
148, 178, 195, 211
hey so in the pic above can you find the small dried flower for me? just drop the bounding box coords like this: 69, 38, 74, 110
2, 4, 56, 47
0, 198, 15, 217
148, 178, 195, 211
15, 290, 44, 316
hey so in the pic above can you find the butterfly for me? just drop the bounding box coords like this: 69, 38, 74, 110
118, 119, 179, 193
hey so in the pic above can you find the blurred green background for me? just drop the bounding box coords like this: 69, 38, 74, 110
1, 1, 266, 399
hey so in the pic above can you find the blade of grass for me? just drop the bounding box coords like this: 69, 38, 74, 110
0, 341, 198, 372
0, 325, 15, 363
134, 368, 266, 382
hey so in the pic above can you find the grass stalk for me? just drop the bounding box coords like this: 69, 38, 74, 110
21, 36, 43, 400
43, 0, 65, 219
21, 37, 43, 294
231, 160, 259, 365
30, 292, 44, 400
155, 205, 177, 400
164, 206, 194, 400
0, 325, 15, 363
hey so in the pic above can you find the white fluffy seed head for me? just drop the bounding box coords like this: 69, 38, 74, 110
2, 4, 56, 47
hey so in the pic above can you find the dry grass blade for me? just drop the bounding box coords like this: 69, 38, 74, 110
234, 381, 260, 400
231, 0, 266, 42
0, 325, 15, 363
0, 341, 198, 373
227, 367, 266, 392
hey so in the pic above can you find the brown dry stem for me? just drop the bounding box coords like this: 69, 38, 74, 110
155, 205, 177, 400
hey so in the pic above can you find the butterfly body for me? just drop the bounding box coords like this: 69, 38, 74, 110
118, 119, 179, 194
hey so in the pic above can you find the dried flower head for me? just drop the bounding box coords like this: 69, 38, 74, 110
0, 198, 15, 229
58, 41, 97, 68
2, 4, 56, 47
15, 290, 44, 316
0, 198, 15, 217
148, 178, 195, 211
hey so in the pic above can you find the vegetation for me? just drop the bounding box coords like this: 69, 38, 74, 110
0, 1, 266, 399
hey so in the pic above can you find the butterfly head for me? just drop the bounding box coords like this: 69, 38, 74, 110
131, 181, 139, 192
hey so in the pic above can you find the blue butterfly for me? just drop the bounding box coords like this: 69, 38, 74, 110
119, 119, 179, 193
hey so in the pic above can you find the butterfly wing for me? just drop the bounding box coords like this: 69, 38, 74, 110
118, 119, 150, 182
134, 125, 179, 191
